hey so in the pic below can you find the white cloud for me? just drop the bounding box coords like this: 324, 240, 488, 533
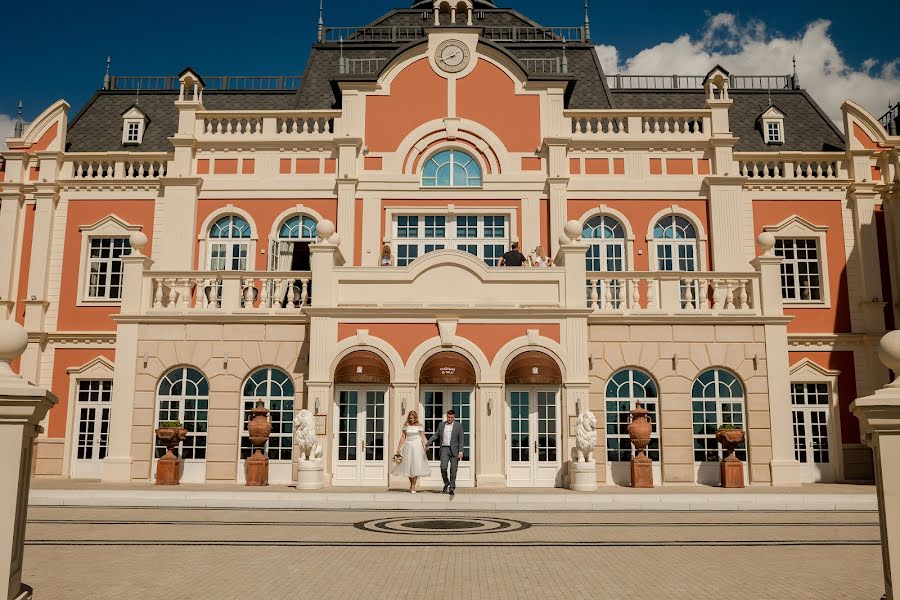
0, 114, 20, 151
596, 14, 900, 124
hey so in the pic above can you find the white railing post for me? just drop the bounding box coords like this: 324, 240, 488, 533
658, 276, 682, 313
0, 321, 57, 600
120, 232, 153, 315
220, 277, 242, 312
309, 220, 345, 308
554, 221, 589, 309
851, 331, 900, 600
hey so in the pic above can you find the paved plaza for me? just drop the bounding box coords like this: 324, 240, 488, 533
23, 497, 885, 600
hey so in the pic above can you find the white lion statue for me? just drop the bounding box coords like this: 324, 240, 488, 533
294, 409, 321, 461
575, 411, 598, 463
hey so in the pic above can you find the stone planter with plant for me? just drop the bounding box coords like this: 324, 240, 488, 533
155, 420, 187, 485
715, 424, 746, 488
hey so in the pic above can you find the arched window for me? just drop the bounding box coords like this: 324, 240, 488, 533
208, 215, 251, 271
271, 215, 318, 271
422, 149, 482, 188
605, 369, 659, 462
653, 215, 698, 272
241, 368, 295, 462
583, 215, 625, 272
692, 369, 746, 462
155, 367, 209, 460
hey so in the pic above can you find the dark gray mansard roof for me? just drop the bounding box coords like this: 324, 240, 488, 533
65, 6, 844, 153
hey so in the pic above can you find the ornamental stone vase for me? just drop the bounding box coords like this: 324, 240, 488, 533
154, 427, 187, 485
246, 401, 272, 486
716, 428, 746, 488
627, 402, 654, 488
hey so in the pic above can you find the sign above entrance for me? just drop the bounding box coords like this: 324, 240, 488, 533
420, 352, 476, 386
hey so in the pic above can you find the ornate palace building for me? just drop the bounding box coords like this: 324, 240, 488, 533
3, 0, 900, 488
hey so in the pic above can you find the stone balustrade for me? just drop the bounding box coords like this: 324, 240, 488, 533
146, 271, 312, 313
64, 154, 170, 180
586, 272, 760, 315
194, 110, 339, 141
737, 153, 848, 181
567, 109, 711, 141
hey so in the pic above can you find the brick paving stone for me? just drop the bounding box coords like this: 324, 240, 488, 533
22, 506, 885, 600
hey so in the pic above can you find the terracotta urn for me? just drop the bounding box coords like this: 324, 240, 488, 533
246, 401, 272, 486
626, 402, 654, 488
716, 427, 746, 488
154, 426, 187, 485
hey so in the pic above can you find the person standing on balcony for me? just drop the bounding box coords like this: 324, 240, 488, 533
530, 246, 550, 267
379, 244, 395, 266
499, 242, 526, 267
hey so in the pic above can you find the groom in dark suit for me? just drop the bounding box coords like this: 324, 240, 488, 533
427, 409, 464, 496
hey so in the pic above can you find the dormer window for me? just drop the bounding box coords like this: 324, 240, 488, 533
759, 105, 786, 146
121, 106, 148, 146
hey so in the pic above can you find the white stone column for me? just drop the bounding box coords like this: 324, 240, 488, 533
851, 330, 900, 600
0, 320, 57, 600
752, 233, 802, 485
475, 382, 505, 487
0, 193, 23, 320
102, 233, 152, 482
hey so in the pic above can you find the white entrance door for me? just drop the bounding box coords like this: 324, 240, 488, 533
791, 383, 835, 483
506, 389, 561, 487
421, 388, 475, 487
71, 380, 112, 479
333, 389, 389, 486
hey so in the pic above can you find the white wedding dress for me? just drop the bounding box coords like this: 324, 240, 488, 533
394, 425, 431, 478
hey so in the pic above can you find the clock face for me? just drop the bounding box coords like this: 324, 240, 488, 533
436, 40, 470, 73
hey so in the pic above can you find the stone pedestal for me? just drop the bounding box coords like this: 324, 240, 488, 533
851, 330, 900, 600
245, 453, 269, 487
297, 460, 325, 490
569, 462, 598, 492
720, 457, 745, 489
0, 321, 57, 600
630, 455, 654, 489
155, 455, 181, 486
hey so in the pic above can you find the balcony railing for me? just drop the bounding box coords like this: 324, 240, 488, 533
567, 110, 710, 141
108, 75, 302, 91
147, 271, 312, 313
586, 272, 760, 316
194, 111, 339, 141
320, 25, 587, 43
736, 153, 848, 181
62, 154, 170, 180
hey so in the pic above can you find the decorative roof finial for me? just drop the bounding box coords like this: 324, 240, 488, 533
14, 100, 24, 138
583, 0, 590, 42
103, 56, 111, 90
317, 0, 325, 43
135, 83, 141, 107
792, 55, 800, 90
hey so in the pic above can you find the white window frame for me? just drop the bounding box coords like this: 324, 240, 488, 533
384, 206, 518, 267
64, 356, 116, 478
121, 106, 147, 145
238, 367, 297, 484
197, 205, 258, 272
421, 148, 484, 188
77, 215, 141, 306
764, 215, 831, 308
646, 206, 708, 273
760, 106, 786, 145
789, 358, 843, 481
154, 367, 210, 483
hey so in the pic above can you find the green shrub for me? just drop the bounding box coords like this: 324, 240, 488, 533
159, 420, 183, 428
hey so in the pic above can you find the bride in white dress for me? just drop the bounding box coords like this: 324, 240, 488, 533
394, 411, 431, 493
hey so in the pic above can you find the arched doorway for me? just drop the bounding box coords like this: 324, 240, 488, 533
504, 351, 563, 487
419, 351, 477, 487
332, 351, 391, 487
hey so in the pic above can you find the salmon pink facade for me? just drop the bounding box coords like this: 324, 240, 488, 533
3, 0, 900, 488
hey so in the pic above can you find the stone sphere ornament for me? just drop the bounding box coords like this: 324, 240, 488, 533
129, 231, 149, 251
563, 219, 583, 241
877, 330, 900, 377
0, 320, 29, 365
558, 233, 572, 247
757, 231, 776, 254
317, 219, 336, 241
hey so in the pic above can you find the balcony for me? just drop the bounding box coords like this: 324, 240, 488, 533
567, 109, 711, 143
194, 111, 339, 143
144, 271, 312, 314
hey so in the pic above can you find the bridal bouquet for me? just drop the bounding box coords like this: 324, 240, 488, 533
392, 453, 403, 465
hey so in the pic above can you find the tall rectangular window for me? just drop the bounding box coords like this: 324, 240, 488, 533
86, 237, 131, 300
775, 238, 822, 301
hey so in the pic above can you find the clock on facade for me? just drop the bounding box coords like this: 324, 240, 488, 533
436, 40, 470, 73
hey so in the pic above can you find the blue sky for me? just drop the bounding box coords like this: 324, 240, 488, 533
1, 0, 898, 125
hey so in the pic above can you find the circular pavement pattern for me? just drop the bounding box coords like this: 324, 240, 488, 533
355, 516, 531, 535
